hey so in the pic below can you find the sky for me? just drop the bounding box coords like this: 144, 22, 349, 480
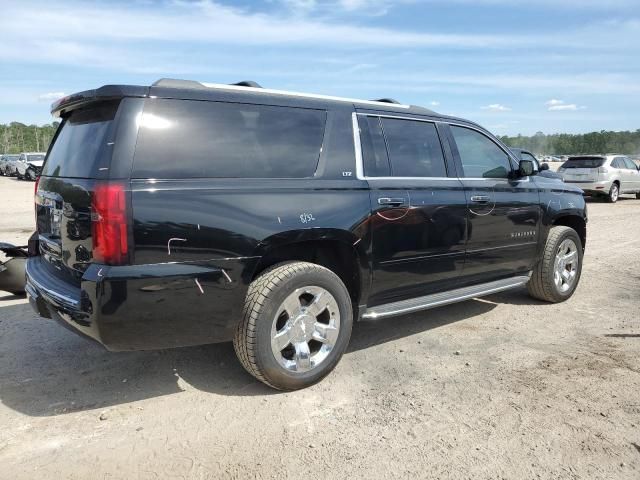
0, 0, 639, 136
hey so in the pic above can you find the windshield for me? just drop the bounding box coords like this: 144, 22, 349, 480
27, 154, 45, 162
561, 157, 605, 169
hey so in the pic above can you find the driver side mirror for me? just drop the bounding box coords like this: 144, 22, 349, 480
518, 159, 535, 177
540, 162, 550, 171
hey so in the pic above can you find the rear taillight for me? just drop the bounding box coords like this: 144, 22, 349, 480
91, 182, 129, 265
34, 176, 40, 197
598, 167, 609, 174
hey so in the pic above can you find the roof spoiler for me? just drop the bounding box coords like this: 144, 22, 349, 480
50, 85, 149, 118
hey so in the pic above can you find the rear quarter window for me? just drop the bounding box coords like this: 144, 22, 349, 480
41, 101, 119, 178
132, 99, 327, 179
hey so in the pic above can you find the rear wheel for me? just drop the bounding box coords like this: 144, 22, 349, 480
607, 183, 619, 203
26, 168, 36, 181
233, 261, 353, 390
528, 226, 583, 303
636, 192, 640, 200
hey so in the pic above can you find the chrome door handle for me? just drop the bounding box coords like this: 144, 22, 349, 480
378, 197, 407, 206
470, 195, 491, 203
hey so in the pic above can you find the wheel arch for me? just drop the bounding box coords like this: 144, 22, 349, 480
552, 215, 586, 250
248, 229, 370, 309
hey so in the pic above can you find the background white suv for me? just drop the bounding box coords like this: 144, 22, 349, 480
558, 154, 640, 202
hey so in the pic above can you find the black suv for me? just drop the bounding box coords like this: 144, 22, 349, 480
26, 79, 587, 390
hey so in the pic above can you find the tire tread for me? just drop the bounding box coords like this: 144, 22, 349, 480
233, 261, 338, 390
527, 226, 580, 302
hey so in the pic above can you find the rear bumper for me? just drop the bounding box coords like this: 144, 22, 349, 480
25, 255, 257, 351
563, 180, 610, 194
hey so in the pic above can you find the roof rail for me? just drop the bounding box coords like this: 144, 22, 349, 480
231, 81, 263, 88
371, 98, 401, 104
153, 78, 264, 89
152, 78, 204, 89
152, 78, 411, 109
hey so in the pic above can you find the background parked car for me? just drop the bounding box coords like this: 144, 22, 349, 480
15, 152, 45, 180
0, 154, 20, 176
1, 154, 24, 176
558, 154, 640, 202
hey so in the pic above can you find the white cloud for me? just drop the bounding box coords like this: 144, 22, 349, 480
545, 99, 586, 111
0, 0, 583, 52
430, 101, 441, 106
481, 103, 512, 112
548, 104, 585, 111
37, 92, 65, 101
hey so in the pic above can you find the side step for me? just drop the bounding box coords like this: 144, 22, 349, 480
362, 275, 531, 320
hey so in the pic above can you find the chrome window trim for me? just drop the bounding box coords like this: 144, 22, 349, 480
352, 112, 530, 182
201, 82, 411, 109
447, 121, 520, 164
352, 112, 454, 181
352, 112, 365, 179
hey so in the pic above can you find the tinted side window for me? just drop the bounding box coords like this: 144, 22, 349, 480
451, 126, 511, 179
42, 101, 119, 178
611, 158, 623, 169
381, 118, 447, 177
623, 158, 637, 170
358, 116, 390, 177
133, 99, 326, 179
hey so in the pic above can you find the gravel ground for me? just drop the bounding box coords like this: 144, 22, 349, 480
0, 175, 639, 479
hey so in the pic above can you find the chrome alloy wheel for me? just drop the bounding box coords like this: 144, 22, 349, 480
554, 238, 579, 293
611, 184, 619, 202
270, 286, 340, 373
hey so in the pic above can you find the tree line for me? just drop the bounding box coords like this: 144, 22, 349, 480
2, 121, 639, 157
500, 130, 640, 156
1, 122, 60, 154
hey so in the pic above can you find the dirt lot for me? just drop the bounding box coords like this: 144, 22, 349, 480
1, 175, 639, 479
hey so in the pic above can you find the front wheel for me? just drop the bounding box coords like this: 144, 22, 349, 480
528, 226, 583, 303
233, 261, 353, 390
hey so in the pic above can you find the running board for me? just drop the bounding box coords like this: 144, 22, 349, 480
362, 275, 531, 320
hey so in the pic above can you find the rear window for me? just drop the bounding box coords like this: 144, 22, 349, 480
561, 157, 605, 169
132, 99, 326, 179
42, 101, 119, 178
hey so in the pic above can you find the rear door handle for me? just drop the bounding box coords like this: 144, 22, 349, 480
470, 195, 491, 203
377, 197, 408, 206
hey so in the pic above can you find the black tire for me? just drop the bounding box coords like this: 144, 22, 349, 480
528, 226, 583, 303
636, 192, 640, 200
26, 168, 36, 181
233, 261, 353, 391
607, 183, 619, 203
